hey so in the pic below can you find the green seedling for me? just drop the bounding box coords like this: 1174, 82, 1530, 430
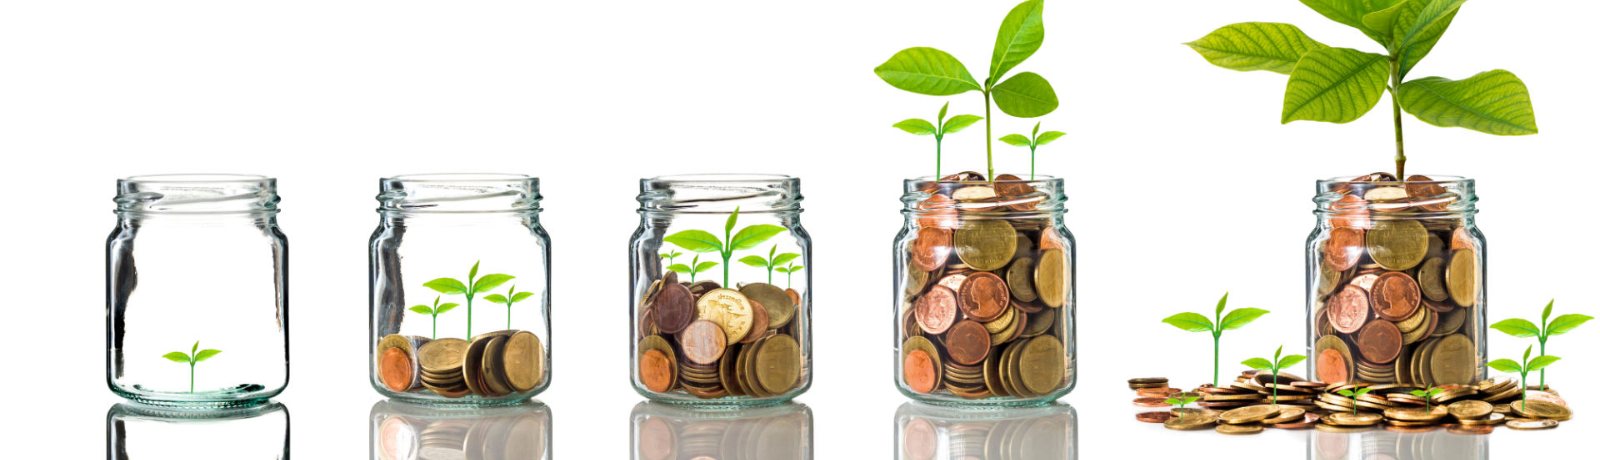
999, 122, 1065, 180
660, 250, 682, 266
774, 262, 805, 290
668, 253, 718, 283
894, 102, 983, 178
1162, 292, 1270, 386
407, 296, 460, 339
423, 261, 514, 338
1165, 393, 1200, 410
162, 341, 221, 393
1242, 345, 1307, 405
663, 207, 786, 286
1489, 345, 1560, 412
875, 0, 1061, 181
1187, 0, 1538, 178
1490, 299, 1592, 387
739, 245, 801, 285
1336, 387, 1374, 415
1410, 386, 1443, 412
484, 285, 535, 330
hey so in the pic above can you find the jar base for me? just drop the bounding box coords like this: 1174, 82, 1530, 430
112, 384, 278, 411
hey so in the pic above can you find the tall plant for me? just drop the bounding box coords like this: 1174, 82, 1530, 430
1162, 293, 1270, 386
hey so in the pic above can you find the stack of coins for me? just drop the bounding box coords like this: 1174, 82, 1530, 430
900, 172, 1072, 400
380, 329, 544, 399
637, 271, 804, 399
1312, 174, 1481, 387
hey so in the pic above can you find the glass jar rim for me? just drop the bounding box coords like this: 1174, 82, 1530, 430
116, 174, 279, 215
385, 173, 535, 183
638, 173, 801, 214
122, 173, 273, 184
1316, 174, 1473, 188
1313, 174, 1476, 215
378, 173, 540, 214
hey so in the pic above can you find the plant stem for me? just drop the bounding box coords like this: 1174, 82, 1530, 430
983, 90, 994, 181
723, 228, 732, 287
1389, 58, 1406, 179
935, 136, 943, 178
190, 362, 196, 393
466, 297, 474, 338
1029, 147, 1037, 180
1539, 339, 1547, 388
1212, 335, 1220, 387
507, 304, 512, 330
432, 314, 438, 339
1270, 369, 1279, 404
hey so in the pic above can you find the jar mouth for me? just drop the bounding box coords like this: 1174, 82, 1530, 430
901, 175, 1066, 215
116, 174, 280, 215
386, 173, 533, 183
1314, 174, 1476, 216
639, 174, 801, 214
379, 173, 541, 214
123, 174, 273, 184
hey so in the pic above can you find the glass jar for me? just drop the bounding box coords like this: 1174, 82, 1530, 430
895, 402, 1077, 460
370, 400, 552, 460
1307, 175, 1484, 386
369, 174, 552, 405
107, 174, 288, 408
894, 174, 1076, 406
1308, 427, 1487, 459
631, 401, 812, 460
630, 174, 811, 406
108, 402, 290, 459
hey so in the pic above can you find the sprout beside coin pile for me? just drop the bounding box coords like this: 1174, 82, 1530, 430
376, 261, 546, 399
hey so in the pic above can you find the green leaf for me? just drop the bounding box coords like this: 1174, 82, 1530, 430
991, 72, 1058, 118
483, 294, 508, 304
739, 255, 770, 268
1399, 70, 1539, 135
510, 292, 534, 303
774, 267, 791, 274
1186, 22, 1328, 74
1410, 389, 1427, 397
1034, 131, 1065, 146
423, 278, 469, 295
1489, 318, 1541, 338
1161, 312, 1215, 333
1299, 0, 1401, 41
469, 261, 480, 281
1278, 354, 1307, 369
1547, 314, 1594, 336
788, 265, 804, 272
1527, 355, 1561, 372
1281, 47, 1389, 124
727, 208, 739, 235
989, 0, 1046, 83
938, 102, 949, 123
1523, 346, 1532, 362
875, 47, 983, 96
666, 263, 693, 274
193, 349, 222, 363
1242, 357, 1274, 371
730, 224, 787, 251
1488, 359, 1522, 373
409, 305, 435, 315
192, 341, 199, 355
163, 352, 191, 363
1542, 300, 1554, 323
1220, 307, 1271, 331
1361, 0, 1411, 41
1355, 387, 1373, 396
1215, 293, 1229, 317
772, 253, 801, 267
1337, 388, 1356, 397
664, 230, 723, 253
941, 115, 983, 134
473, 274, 515, 293
894, 118, 938, 136
1396, 0, 1464, 73
999, 134, 1032, 147
693, 261, 719, 273
435, 303, 459, 314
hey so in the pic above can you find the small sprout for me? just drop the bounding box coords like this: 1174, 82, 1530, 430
1488, 345, 1561, 411
1491, 299, 1592, 387
894, 102, 983, 178
774, 263, 806, 290
662, 207, 786, 286
423, 261, 514, 337
1161, 292, 1270, 386
1335, 387, 1374, 415
1409, 386, 1444, 413
667, 254, 718, 283
162, 341, 222, 393
407, 296, 460, 339
999, 122, 1065, 180
483, 285, 535, 330
660, 250, 682, 266
1242, 345, 1306, 405
1165, 393, 1200, 409
739, 245, 802, 285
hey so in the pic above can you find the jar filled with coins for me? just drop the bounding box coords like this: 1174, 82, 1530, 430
1307, 175, 1485, 387
107, 174, 288, 408
370, 174, 551, 405
630, 174, 811, 406
895, 173, 1076, 406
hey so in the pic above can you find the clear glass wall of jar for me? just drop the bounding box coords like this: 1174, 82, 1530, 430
1307, 175, 1485, 387
370, 400, 552, 459
108, 402, 290, 459
895, 402, 1077, 460
632, 401, 812, 460
894, 174, 1076, 406
370, 174, 551, 405
107, 174, 288, 408
630, 174, 811, 406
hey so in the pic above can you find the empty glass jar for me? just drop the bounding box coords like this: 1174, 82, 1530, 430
370, 174, 551, 405
106, 174, 288, 408
630, 174, 812, 406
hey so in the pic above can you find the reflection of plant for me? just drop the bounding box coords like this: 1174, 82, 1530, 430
894, 102, 983, 178
1489, 345, 1560, 411
1491, 300, 1591, 387
484, 285, 534, 330
660, 250, 682, 267
1165, 393, 1199, 409
999, 122, 1064, 180
775, 262, 805, 290
163, 341, 221, 393
424, 261, 514, 337
663, 207, 786, 286
739, 245, 801, 285
1243, 345, 1306, 405
1161, 293, 1269, 386
1336, 387, 1374, 415
408, 296, 460, 339
1410, 386, 1443, 413
668, 254, 718, 283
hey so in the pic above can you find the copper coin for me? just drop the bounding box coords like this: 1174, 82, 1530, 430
679, 320, 727, 366
1137, 411, 1173, 423
1356, 320, 1403, 364
1324, 227, 1364, 272
909, 227, 953, 272
913, 285, 959, 334
916, 193, 958, 229
1273, 413, 1320, 429
1134, 397, 1172, 407
958, 272, 1010, 322
1137, 387, 1180, 398
1328, 285, 1371, 334
639, 349, 674, 393
785, 288, 801, 306
904, 349, 938, 394
651, 281, 696, 334
1405, 175, 1451, 211
1316, 348, 1349, 384
1330, 194, 1371, 229
944, 320, 992, 366
378, 347, 414, 392
741, 298, 770, 344
1371, 272, 1422, 321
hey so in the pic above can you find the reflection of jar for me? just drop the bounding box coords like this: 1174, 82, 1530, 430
1307, 428, 1487, 460
895, 401, 1076, 460
108, 402, 290, 459
370, 174, 552, 405
1307, 176, 1484, 386
631, 401, 811, 460
630, 175, 811, 405
107, 175, 288, 407
370, 400, 552, 460
894, 175, 1076, 406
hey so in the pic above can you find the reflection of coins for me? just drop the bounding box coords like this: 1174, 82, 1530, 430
1367, 220, 1428, 270
902, 418, 938, 460
638, 417, 675, 460
1446, 248, 1478, 307
954, 220, 1017, 271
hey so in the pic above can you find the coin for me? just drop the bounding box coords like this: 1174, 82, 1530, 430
1034, 248, 1068, 308
1128, 377, 1169, 389
679, 320, 728, 366
1137, 411, 1173, 423
480, 335, 513, 397
1164, 412, 1217, 431
954, 220, 1017, 271
1416, 257, 1449, 302
418, 338, 469, 373
1448, 400, 1493, 420
916, 193, 958, 229
1324, 412, 1383, 427
1262, 407, 1307, 425
1016, 336, 1064, 395
1367, 220, 1429, 270
740, 283, 794, 329
753, 334, 802, 395
1328, 285, 1371, 334
913, 286, 959, 334
945, 320, 992, 366
1006, 256, 1038, 303
1355, 320, 1403, 364
1216, 424, 1263, 435
379, 347, 416, 393
1324, 227, 1364, 271
1457, 413, 1505, 426
639, 349, 675, 393
959, 272, 1010, 322
1371, 272, 1421, 321
1428, 334, 1474, 385
904, 349, 938, 394
652, 282, 696, 334
910, 227, 953, 272
1506, 418, 1558, 430
1446, 248, 1478, 307
1510, 400, 1572, 421
1314, 336, 1354, 385
696, 288, 754, 344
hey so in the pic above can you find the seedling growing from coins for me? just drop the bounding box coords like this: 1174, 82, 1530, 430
1242, 345, 1306, 405
875, 0, 1061, 181
894, 102, 984, 178
1165, 393, 1200, 410
663, 207, 787, 286
775, 262, 805, 290
660, 250, 682, 266
1187, 0, 1538, 178
1490, 299, 1592, 387
1000, 122, 1065, 180
668, 254, 718, 283
1488, 345, 1560, 412
408, 296, 460, 339
739, 245, 801, 285
1336, 387, 1374, 415
423, 261, 514, 337
1410, 386, 1443, 413
484, 285, 534, 330
162, 341, 221, 393
1162, 292, 1270, 386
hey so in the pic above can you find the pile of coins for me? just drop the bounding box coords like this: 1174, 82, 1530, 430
900, 172, 1072, 400
1312, 174, 1481, 387
637, 271, 804, 399
377, 330, 544, 398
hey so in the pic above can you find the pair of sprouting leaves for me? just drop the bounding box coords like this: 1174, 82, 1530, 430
163, 341, 221, 366
663, 207, 787, 286
740, 244, 800, 283
423, 261, 514, 303
894, 102, 982, 141
1411, 386, 1443, 411
1336, 387, 1375, 414
1244, 345, 1306, 404
1489, 346, 1561, 389
998, 123, 1065, 152
1162, 293, 1271, 386
1165, 393, 1200, 409
876, 0, 1059, 117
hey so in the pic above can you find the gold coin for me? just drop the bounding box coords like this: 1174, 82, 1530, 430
696, 288, 754, 344
1510, 400, 1572, 421
954, 219, 1018, 272
1324, 412, 1383, 427
1016, 335, 1064, 396
1220, 405, 1281, 424
1448, 400, 1493, 420
1006, 256, 1038, 303
1216, 423, 1263, 435
1428, 333, 1474, 385
480, 335, 512, 397
503, 331, 542, 392
417, 338, 469, 373
1366, 220, 1429, 271
1416, 256, 1449, 302
1384, 406, 1447, 422
740, 283, 795, 329
1033, 248, 1068, 308
755, 334, 802, 395
1506, 418, 1558, 430
1164, 412, 1218, 431
1457, 413, 1505, 426
1446, 248, 1478, 307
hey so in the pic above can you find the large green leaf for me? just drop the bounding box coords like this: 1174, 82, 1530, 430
1547, 314, 1594, 336
893, 119, 937, 135
1299, 0, 1401, 41
1527, 355, 1561, 372
1486, 359, 1522, 374
1490, 318, 1541, 338
193, 349, 222, 363
1162, 312, 1215, 333
989, 0, 1046, 83
1220, 307, 1270, 331
1395, 0, 1463, 76
875, 47, 983, 96
472, 274, 515, 293
1186, 22, 1327, 74
1399, 70, 1538, 135
941, 115, 983, 134
1242, 357, 1275, 371
730, 224, 787, 251
991, 72, 1058, 118
664, 230, 723, 253
1282, 47, 1389, 124
423, 278, 469, 295
163, 352, 191, 363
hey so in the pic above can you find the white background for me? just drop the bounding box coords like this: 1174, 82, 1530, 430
2, 0, 1596, 458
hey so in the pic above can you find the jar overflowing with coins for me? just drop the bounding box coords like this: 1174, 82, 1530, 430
630, 174, 811, 406
370, 174, 551, 405
895, 173, 1076, 406
1308, 175, 1485, 387
895, 402, 1077, 460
